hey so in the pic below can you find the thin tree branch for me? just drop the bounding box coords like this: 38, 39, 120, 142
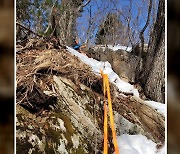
81, 0, 91, 8
16, 22, 43, 37
139, 0, 152, 54
44, 0, 58, 34
76, 0, 91, 12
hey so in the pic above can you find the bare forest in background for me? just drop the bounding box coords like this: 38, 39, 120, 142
16, 0, 158, 48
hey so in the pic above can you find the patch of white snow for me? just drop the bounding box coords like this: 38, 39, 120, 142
108, 45, 132, 52
117, 134, 158, 154
66, 46, 139, 97
145, 101, 165, 116
157, 145, 165, 154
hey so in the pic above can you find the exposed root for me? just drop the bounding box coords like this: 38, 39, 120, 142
16, 45, 103, 112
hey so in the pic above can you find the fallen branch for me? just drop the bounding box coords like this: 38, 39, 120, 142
16, 22, 44, 38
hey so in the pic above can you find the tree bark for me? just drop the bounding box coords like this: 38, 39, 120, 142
139, 0, 165, 103
57, 0, 91, 46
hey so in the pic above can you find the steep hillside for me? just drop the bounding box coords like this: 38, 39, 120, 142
16, 39, 165, 154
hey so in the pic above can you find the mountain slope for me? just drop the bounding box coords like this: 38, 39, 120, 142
16, 40, 165, 153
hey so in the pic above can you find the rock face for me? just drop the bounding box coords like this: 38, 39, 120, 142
16, 76, 103, 154
16, 47, 165, 153
87, 47, 140, 83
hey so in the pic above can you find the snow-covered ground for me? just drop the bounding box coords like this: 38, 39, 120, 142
67, 46, 139, 97
93, 44, 132, 52
117, 134, 165, 154
66, 46, 165, 154
108, 45, 132, 52
145, 101, 165, 116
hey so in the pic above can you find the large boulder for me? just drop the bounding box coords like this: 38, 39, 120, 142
87, 47, 140, 83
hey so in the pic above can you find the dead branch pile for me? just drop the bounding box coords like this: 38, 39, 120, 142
16, 45, 102, 112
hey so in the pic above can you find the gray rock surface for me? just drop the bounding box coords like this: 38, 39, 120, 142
87, 47, 140, 83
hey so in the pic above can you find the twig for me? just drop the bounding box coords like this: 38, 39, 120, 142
17, 89, 28, 105
16, 22, 44, 38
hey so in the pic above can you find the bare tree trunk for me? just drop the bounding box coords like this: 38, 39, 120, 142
139, 0, 165, 103
44, 0, 91, 46
139, 0, 152, 55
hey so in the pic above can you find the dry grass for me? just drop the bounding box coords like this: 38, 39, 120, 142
16, 48, 102, 112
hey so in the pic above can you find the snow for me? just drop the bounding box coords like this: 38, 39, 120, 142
93, 45, 132, 52
117, 134, 164, 154
108, 45, 132, 52
66, 46, 139, 97
66, 46, 165, 154
145, 101, 165, 116
157, 146, 165, 154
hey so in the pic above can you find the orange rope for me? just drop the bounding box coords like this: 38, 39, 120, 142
105, 74, 119, 154
101, 70, 108, 154
104, 102, 108, 154
101, 71, 119, 154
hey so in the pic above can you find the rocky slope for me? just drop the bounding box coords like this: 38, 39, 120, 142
16, 40, 165, 153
